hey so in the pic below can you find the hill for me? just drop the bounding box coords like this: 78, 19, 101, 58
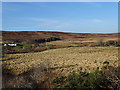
1, 31, 119, 43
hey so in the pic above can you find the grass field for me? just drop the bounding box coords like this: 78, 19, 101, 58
2, 32, 119, 88
2, 46, 118, 75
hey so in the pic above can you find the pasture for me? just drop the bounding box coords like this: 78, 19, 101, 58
2, 46, 118, 75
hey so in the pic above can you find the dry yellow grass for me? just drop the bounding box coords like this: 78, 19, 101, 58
46, 37, 118, 46
2, 46, 118, 75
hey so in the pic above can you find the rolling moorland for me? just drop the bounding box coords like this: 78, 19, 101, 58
1, 31, 120, 89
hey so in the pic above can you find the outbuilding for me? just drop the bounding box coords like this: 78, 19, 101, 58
4, 43, 17, 46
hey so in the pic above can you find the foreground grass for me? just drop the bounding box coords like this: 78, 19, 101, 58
52, 65, 120, 89
2, 63, 120, 89
2, 46, 118, 75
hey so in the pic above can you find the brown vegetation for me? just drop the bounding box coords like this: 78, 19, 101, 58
1, 31, 120, 89
2, 31, 119, 43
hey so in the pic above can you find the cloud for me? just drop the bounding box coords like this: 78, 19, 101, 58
5, 17, 72, 30
25, 17, 73, 30
4, 17, 104, 31
92, 19, 103, 23
4, 26, 34, 30
53, 23, 72, 29
28, 18, 59, 23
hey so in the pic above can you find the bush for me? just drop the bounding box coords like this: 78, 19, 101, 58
2, 60, 57, 88
35, 37, 61, 43
35, 39, 46, 43
52, 66, 120, 89
114, 44, 120, 47
96, 39, 118, 46
12, 39, 21, 43
46, 37, 60, 42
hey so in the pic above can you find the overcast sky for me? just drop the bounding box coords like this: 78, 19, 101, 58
2, 2, 118, 33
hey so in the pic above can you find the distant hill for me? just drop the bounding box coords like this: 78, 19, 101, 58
1, 31, 119, 43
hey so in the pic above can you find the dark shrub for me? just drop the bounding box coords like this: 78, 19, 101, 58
35, 37, 61, 43
13, 39, 21, 43
105, 40, 118, 46
52, 66, 120, 89
2, 60, 58, 88
46, 37, 61, 42
35, 39, 46, 43
114, 44, 120, 47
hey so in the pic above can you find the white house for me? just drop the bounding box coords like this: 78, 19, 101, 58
4, 44, 7, 46
4, 43, 17, 46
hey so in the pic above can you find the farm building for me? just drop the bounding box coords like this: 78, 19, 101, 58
4, 43, 17, 46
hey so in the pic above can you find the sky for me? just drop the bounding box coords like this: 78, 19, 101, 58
2, 0, 120, 2
2, 2, 118, 33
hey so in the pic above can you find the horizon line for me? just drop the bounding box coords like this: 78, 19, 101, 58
1, 30, 119, 34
